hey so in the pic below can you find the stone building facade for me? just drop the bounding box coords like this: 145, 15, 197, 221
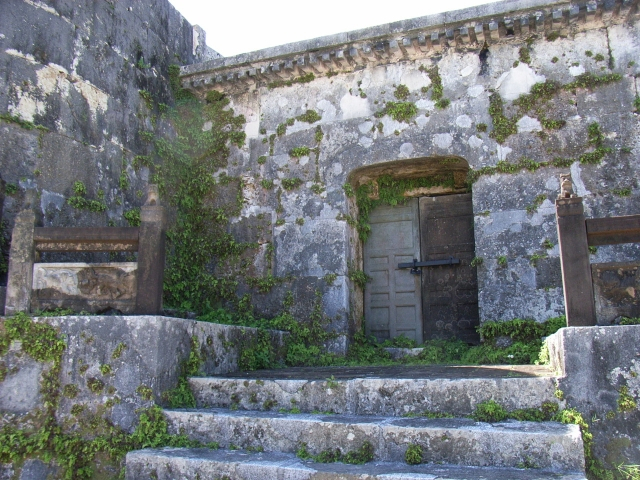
179, 0, 640, 348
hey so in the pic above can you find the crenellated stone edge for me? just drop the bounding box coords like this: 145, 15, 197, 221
179, 0, 639, 93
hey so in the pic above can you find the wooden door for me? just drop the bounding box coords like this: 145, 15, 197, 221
363, 199, 423, 343
419, 194, 479, 343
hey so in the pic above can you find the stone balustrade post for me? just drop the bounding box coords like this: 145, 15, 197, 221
135, 185, 166, 315
556, 196, 596, 326
4, 208, 36, 316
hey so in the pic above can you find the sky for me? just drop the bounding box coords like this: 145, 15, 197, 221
168, 0, 492, 57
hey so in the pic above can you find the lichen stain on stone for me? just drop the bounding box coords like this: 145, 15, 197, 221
6, 50, 108, 122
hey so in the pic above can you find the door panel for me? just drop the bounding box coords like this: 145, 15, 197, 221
364, 200, 422, 343
420, 194, 479, 344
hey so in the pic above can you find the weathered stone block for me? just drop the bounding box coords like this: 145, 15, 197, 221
592, 262, 640, 323
31, 262, 137, 313
547, 325, 640, 467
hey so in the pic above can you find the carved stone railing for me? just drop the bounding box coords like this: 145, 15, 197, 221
4, 185, 166, 316
180, 0, 639, 94
556, 176, 640, 326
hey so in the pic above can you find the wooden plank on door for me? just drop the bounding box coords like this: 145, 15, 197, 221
364, 200, 422, 343
420, 194, 479, 344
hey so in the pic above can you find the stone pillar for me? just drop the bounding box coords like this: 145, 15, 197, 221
556, 197, 596, 326
4, 209, 36, 315
135, 185, 166, 315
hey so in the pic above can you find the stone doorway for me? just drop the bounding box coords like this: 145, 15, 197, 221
354, 158, 479, 345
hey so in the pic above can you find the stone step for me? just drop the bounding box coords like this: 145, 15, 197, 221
126, 447, 588, 479
189, 370, 558, 416
163, 409, 584, 472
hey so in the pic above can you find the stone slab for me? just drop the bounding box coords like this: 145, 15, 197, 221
126, 447, 588, 480
591, 262, 640, 324
164, 408, 585, 471
189, 373, 558, 417
31, 262, 137, 313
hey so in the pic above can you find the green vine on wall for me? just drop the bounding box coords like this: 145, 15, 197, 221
488, 73, 622, 144
153, 79, 250, 312
468, 122, 613, 184
345, 173, 456, 242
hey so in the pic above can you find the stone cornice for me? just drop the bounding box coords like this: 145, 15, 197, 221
179, 0, 638, 93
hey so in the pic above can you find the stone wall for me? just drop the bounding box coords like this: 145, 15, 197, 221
0, 315, 288, 431
0, 0, 214, 271
180, 0, 640, 335
547, 325, 640, 467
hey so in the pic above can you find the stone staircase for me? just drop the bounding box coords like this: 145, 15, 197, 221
125, 365, 587, 479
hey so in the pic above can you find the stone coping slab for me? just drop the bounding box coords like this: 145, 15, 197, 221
181, 0, 565, 74
216, 364, 556, 380
126, 447, 588, 480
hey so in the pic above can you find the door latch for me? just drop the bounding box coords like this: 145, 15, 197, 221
399, 257, 460, 273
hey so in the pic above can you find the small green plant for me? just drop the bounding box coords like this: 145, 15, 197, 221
315, 126, 324, 143
5, 183, 18, 195
310, 183, 325, 194
588, 246, 598, 255
275, 219, 285, 226
295, 218, 304, 226
497, 256, 507, 267
470, 257, 484, 267
67, 181, 107, 212
526, 194, 547, 214
290, 146, 311, 158
620, 317, 640, 325
296, 110, 321, 123
257, 156, 267, 165
112, 342, 127, 359
323, 273, 337, 286
618, 386, 637, 412
394, 84, 410, 100
594, 53, 605, 62
519, 46, 531, 64
325, 375, 339, 389
613, 187, 632, 197
551, 56, 559, 63
476, 123, 487, 132
267, 72, 315, 89
282, 178, 303, 190
138, 89, 153, 108
634, 95, 640, 113
405, 444, 423, 465
99, 364, 112, 375
62, 384, 79, 399
374, 101, 418, 122
546, 31, 560, 41
542, 239, 554, 250
260, 179, 274, 189
348, 262, 371, 290
136, 385, 154, 401
136, 57, 150, 69
529, 253, 547, 267
618, 463, 640, 480
472, 400, 508, 422
123, 208, 141, 227
87, 377, 105, 394
517, 457, 539, 469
